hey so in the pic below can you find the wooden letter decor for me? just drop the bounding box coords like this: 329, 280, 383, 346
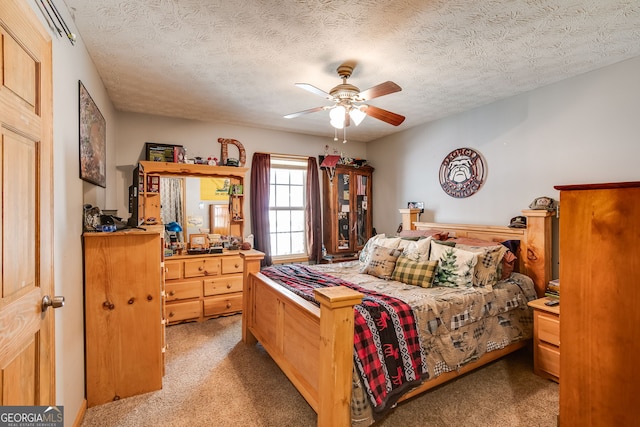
218, 138, 247, 167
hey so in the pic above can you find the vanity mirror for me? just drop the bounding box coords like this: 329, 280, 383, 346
137, 161, 247, 247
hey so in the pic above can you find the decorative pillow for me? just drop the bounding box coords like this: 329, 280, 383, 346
360, 244, 403, 279
456, 243, 508, 288
449, 237, 518, 282
429, 241, 478, 287
500, 250, 518, 279
396, 236, 432, 262
359, 234, 401, 265
499, 240, 520, 279
391, 256, 439, 287
398, 229, 449, 241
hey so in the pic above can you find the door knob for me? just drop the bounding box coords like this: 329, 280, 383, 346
42, 295, 65, 312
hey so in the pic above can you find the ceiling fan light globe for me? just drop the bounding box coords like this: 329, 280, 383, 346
329, 105, 346, 128
350, 107, 366, 126
330, 117, 344, 129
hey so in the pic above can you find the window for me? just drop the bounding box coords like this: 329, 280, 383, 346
269, 156, 307, 259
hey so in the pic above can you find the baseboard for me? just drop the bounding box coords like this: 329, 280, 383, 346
72, 399, 87, 427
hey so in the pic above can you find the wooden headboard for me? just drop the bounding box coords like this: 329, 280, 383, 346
398, 209, 553, 298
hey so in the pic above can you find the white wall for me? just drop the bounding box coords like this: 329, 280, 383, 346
113, 113, 369, 234
369, 55, 640, 230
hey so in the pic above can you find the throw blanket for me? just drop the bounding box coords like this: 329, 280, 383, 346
261, 264, 429, 417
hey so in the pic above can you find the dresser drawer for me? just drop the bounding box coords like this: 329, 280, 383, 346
537, 341, 560, 378
537, 311, 560, 346
164, 260, 182, 280
203, 274, 243, 296
166, 280, 201, 301
166, 300, 201, 323
221, 256, 243, 274
184, 258, 221, 277
203, 294, 242, 316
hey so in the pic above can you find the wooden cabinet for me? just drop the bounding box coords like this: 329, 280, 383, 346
555, 181, 640, 426
137, 161, 247, 238
528, 298, 560, 383
83, 231, 164, 407
322, 164, 373, 257
164, 252, 244, 325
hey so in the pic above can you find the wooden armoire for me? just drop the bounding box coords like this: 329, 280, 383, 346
322, 164, 373, 259
555, 181, 640, 426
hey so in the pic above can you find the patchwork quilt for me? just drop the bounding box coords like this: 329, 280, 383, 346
262, 261, 536, 426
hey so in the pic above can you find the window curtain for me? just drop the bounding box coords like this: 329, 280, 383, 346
160, 177, 184, 241
250, 153, 272, 267
305, 157, 322, 263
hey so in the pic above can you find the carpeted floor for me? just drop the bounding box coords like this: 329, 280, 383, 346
80, 314, 558, 427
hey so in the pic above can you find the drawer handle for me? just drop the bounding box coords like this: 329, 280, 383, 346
147, 294, 153, 301
234, 263, 239, 268
226, 283, 232, 289
226, 302, 232, 309
169, 290, 176, 296
169, 312, 175, 317
198, 266, 204, 271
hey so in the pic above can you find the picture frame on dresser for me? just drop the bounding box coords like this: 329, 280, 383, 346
189, 234, 207, 249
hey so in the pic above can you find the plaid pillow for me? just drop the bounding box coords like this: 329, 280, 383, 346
391, 256, 439, 287
360, 244, 402, 279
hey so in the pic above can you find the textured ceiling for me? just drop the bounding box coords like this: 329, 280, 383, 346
63, 0, 640, 142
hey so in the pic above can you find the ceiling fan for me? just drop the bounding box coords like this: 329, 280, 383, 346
284, 61, 405, 129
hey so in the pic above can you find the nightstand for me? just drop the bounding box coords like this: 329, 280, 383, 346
528, 297, 560, 383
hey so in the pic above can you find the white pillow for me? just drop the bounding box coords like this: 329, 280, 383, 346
397, 236, 432, 262
429, 241, 478, 287
359, 234, 401, 265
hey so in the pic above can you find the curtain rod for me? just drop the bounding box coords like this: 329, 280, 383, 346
255, 152, 311, 161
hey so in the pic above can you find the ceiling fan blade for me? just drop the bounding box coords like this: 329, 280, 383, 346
358, 81, 402, 101
295, 83, 332, 99
362, 105, 405, 126
283, 106, 326, 119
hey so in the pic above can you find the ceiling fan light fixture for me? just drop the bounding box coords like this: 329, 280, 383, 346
349, 106, 366, 126
329, 105, 346, 129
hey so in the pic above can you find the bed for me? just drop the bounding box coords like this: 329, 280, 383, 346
240, 209, 553, 427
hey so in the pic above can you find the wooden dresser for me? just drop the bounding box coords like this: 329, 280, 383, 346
83, 231, 164, 407
164, 252, 244, 325
555, 181, 640, 426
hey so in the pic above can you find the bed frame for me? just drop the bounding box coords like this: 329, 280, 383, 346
240, 209, 553, 427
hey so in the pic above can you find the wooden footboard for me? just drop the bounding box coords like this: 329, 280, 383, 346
240, 211, 553, 426
241, 249, 361, 426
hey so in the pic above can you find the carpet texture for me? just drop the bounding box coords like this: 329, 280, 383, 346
80, 314, 558, 427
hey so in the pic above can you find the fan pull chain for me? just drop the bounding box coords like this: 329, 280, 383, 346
334, 128, 338, 142
343, 125, 347, 144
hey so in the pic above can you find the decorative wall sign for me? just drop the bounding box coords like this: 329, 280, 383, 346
439, 148, 486, 198
217, 138, 247, 167
79, 81, 106, 187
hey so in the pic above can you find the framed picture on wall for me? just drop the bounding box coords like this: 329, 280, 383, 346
79, 81, 106, 187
